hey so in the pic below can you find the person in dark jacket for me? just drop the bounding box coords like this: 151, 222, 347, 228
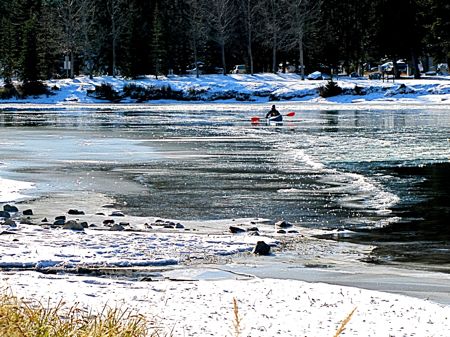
266, 105, 281, 118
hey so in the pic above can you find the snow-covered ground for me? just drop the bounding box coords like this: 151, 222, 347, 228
3, 271, 449, 337
1, 73, 450, 105
1, 74, 450, 336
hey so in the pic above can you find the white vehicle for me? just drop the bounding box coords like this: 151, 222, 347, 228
307, 71, 331, 80
231, 65, 246, 74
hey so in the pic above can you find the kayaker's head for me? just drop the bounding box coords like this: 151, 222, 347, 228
272, 105, 276, 110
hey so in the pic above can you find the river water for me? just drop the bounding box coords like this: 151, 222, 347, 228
1, 103, 449, 268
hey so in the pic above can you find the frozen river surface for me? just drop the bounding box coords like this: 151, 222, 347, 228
1, 102, 449, 267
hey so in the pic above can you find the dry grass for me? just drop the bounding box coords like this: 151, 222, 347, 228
0, 292, 161, 337
333, 307, 357, 337
232, 297, 242, 337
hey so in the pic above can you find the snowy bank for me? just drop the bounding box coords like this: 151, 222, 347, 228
2, 272, 449, 337
1, 73, 450, 105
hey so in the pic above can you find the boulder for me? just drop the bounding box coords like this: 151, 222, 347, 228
53, 219, 65, 226
55, 215, 66, 221
68, 209, 85, 215
229, 225, 246, 234
275, 220, 292, 228
4, 218, 16, 227
3, 204, 18, 212
23, 209, 33, 216
110, 211, 125, 217
103, 219, 115, 225
63, 220, 85, 231
20, 218, 34, 225
109, 224, 125, 231
0, 211, 11, 219
252, 241, 271, 255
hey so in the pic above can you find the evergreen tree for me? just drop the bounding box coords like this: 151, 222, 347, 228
0, 0, 17, 84
15, 0, 43, 82
150, 2, 166, 78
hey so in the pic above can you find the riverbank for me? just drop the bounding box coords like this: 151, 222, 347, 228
1, 73, 450, 105
1, 196, 450, 336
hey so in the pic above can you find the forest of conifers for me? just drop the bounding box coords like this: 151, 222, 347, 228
0, 0, 448, 82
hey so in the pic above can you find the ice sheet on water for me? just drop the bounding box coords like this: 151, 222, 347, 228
0, 177, 35, 203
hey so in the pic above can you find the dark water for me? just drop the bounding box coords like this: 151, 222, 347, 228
1, 104, 449, 268
322, 162, 450, 267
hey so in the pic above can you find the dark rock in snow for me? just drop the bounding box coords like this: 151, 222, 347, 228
3, 204, 18, 212
55, 215, 66, 221
19, 217, 34, 225
53, 219, 65, 226
175, 223, 184, 229
110, 224, 125, 231
275, 220, 292, 228
41, 217, 48, 223
229, 226, 246, 234
277, 229, 286, 234
63, 220, 85, 231
23, 209, 33, 216
252, 241, 271, 255
0, 230, 16, 235
103, 219, 115, 225
0, 211, 11, 219
3, 218, 16, 227
68, 209, 85, 215
247, 227, 259, 232
110, 211, 125, 217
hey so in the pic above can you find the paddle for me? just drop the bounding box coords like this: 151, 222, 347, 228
251, 111, 295, 123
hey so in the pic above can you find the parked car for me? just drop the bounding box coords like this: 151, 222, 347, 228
187, 62, 224, 75
186, 61, 205, 75
380, 60, 407, 73
307, 71, 331, 80
231, 65, 246, 74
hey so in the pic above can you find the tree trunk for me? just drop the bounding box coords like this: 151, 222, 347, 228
70, 50, 75, 78
247, 0, 253, 75
112, 19, 116, 77
221, 40, 226, 75
299, 32, 305, 80
411, 50, 421, 79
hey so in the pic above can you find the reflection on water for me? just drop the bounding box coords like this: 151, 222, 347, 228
1, 105, 449, 267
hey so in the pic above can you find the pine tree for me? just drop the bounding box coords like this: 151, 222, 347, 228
150, 2, 166, 78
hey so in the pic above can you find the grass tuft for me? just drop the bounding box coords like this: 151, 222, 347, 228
0, 292, 156, 337
232, 297, 242, 337
333, 307, 357, 337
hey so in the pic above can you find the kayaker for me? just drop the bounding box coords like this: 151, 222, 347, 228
266, 105, 281, 119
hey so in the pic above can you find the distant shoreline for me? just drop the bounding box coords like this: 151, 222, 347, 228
1, 73, 450, 105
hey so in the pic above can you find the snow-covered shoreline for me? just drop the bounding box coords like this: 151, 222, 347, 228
1, 192, 450, 336
1, 73, 450, 106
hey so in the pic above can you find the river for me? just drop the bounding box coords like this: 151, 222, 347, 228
0, 103, 449, 270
